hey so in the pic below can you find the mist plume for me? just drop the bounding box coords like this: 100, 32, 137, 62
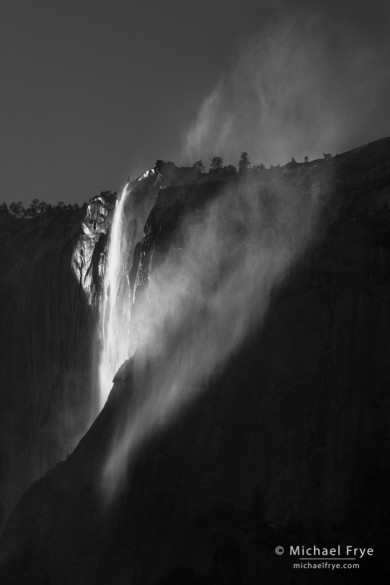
183, 13, 386, 167
102, 173, 323, 499
100, 4, 388, 499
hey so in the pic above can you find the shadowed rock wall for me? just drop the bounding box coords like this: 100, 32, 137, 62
0, 197, 113, 529
1, 139, 390, 584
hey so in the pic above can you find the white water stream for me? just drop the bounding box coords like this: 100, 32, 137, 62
98, 184, 136, 407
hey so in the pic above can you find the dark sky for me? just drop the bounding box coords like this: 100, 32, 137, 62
1, 0, 390, 204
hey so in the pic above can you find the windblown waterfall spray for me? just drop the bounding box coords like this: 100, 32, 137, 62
99, 183, 135, 407
102, 174, 324, 500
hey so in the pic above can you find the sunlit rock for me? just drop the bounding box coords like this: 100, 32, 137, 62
71, 193, 116, 309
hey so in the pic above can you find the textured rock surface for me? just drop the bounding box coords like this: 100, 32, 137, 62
0, 172, 161, 532
0, 195, 115, 530
1, 139, 390, 584
71, 193, 116, 309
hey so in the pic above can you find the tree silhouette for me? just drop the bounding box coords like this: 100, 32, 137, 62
210, 156, 223, 171
38, 201, 48, 214
192, 160, 205, 174
0, 203, 10, 216
9, 201, 24, 217
238, 151, 251, 173
2, 198, 80, 218
30, 198, 40, 215
224, 164, 237, 175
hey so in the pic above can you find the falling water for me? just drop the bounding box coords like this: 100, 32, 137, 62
98, 183, 136, 407
101, 173, 323, 499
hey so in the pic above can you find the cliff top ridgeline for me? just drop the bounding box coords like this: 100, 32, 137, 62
1, 137, 390, 584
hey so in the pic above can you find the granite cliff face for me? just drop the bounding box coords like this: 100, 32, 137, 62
0, 171, 161, 531
71, 192, 116, 309
1, 139, 390, 584
71, 171, 160, 310
0, 195, 114, 530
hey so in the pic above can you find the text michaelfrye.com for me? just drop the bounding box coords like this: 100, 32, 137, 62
274, 545, 374, 571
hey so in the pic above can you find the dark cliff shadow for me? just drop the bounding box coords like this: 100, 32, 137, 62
0, 210, 98, 532
1, 138, 390, 584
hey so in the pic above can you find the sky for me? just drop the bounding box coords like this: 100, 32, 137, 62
1, 0, 390, 205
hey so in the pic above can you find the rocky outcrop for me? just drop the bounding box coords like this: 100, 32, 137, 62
71, 193, 116, 309
1, 139, 390, 584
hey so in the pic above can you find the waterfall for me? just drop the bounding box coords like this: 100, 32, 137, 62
98, 184, 136, 407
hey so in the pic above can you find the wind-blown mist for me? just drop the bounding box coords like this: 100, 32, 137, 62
183, 17, 385, 166
102, 174, 323, 498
